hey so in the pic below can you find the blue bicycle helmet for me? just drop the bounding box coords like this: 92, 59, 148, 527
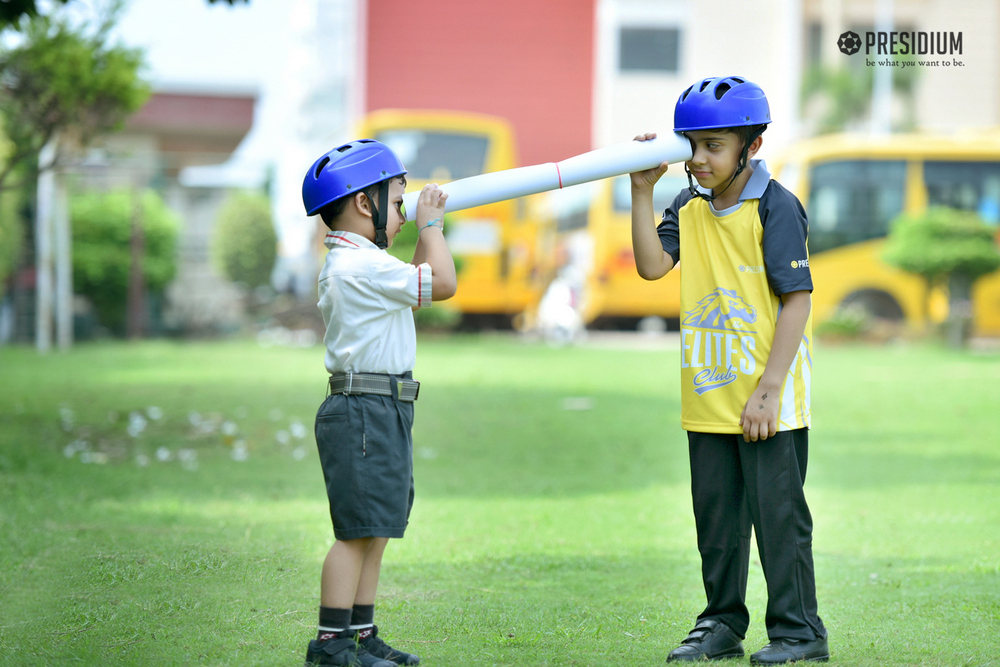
673, 76, 770, 202
302, 139, 407, 248
674, 76, 771, 132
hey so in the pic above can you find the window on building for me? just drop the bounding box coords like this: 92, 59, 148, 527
619, 27, 680, 73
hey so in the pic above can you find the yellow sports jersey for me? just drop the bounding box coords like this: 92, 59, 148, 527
658, 161, 813, 434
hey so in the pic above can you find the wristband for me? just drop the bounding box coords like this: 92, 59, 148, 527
418, 218, 443, 233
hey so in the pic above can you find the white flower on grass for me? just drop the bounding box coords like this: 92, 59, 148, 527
292, 446, 307, 461
178, 448, 198, 471
275, 430, 290, 446
127, 412, 148, 437
63, 439, 88, 459
59, 406, 75, 431
231, 440, 249, 462
417, 447, 438, 460
135, 454, 151, 467
156, 447, 173, 462
188, 411, 202, 426
146, 406, 163, 421
560, 397, 595, 411
221, 420, 238, 436
289, 420, 307, 440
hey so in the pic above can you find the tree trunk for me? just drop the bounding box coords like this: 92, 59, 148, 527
945, 272, 973, 348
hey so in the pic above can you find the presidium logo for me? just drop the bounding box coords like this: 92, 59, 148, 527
837, 29, 965, 67
838, 30, 862, 55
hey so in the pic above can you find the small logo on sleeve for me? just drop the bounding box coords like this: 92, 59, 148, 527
791, 258, 809, 269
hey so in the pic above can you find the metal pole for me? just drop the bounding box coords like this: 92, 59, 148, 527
54, 171, 73, 349
34, 139, 57, 353
871, 0, 894, 135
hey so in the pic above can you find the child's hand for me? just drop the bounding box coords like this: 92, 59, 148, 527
629, 133, 670, 191
739, 384, 779, 442
416, 183, 448, 228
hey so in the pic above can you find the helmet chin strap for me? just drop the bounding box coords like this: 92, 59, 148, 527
372, 181, 390, 249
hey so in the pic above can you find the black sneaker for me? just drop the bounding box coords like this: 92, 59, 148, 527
305, 635, 396, 667
358, 625, 420, 665
666, 619, 745, 662
750, 636, 830, 664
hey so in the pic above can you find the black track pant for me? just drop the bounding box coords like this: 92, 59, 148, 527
687, 428, 826, 641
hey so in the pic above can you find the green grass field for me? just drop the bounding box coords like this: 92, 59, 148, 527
1, 335, 998, 666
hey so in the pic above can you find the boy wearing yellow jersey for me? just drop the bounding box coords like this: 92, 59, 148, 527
630, 76, 828, 665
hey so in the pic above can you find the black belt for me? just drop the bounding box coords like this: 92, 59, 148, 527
329, 372, 419, 402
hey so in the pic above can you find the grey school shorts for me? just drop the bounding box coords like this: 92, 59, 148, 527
314, 389, 415, 540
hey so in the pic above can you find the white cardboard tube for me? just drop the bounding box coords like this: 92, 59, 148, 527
402, 132, 692, 221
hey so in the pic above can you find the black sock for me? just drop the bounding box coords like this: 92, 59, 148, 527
317, 606, 353, 641
351, 604, 375, 627
351, 604, 375, 640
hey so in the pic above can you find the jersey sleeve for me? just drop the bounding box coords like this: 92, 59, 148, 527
759, 181, 814, 295
656, 189, 692, 264
368, 255, 434, 311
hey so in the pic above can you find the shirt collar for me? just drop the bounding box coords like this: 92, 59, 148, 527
707, 159, 771, 215
739, 159, 771, 201
324, 230, 377, 250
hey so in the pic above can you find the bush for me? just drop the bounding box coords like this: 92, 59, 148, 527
883, 207, 1000, 345
883, 207, 1000, 280
71, 189, 179, 334
211, 191, 277, 289
0, 188, 23, 299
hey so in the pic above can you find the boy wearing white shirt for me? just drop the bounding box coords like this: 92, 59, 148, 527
301, 140, 456, 667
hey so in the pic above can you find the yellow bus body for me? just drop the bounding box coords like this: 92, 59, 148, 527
571, 175, 686, 325
771, 132, 1000, 336
356, 109, 556, 325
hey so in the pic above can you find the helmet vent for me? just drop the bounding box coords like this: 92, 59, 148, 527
731, 77, 745, 84
336, 144, 352, 153
714, 82, 732, 100
314, 157, 330, 179
680, 85, 693, 101
698, 79, 711, 92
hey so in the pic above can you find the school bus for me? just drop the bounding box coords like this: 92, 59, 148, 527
545, 173, 689, 329
770, 132, 1000, 336
356, 109, 557, 328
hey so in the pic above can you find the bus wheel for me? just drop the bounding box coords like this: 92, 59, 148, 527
839, 290, 904, 322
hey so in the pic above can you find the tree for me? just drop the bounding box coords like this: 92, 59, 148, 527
883, 207, 1000, 346
212, 191, 277, 290
0, 11, 149, 193
71, 189, 179, 335
801, 60, 918, 135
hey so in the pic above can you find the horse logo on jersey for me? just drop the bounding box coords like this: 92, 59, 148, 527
682, 288, 757, 332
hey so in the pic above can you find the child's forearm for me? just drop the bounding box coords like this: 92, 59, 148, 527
412, 226, 457, 301
631, 185, 675, 280
758, 290, 811, 391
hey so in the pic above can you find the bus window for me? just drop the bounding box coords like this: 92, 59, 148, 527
376, 130, 490, 181
807, 160, 906, 253
924, 161, 1000, 224
611, 174, 691, 216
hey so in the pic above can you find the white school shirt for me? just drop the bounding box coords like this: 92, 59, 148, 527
318, 231, 433, 375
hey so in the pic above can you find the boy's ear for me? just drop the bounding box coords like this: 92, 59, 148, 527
353, 191, 373, 218
747, 135, 763, 159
